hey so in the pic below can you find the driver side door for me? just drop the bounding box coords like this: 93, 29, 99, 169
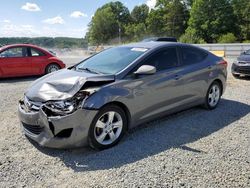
0, 47, 31, 77
124, 47, 185, 125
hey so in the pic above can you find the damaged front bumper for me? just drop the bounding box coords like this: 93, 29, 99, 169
18, 100, 98, 149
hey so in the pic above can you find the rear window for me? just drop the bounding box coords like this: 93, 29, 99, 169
181, 47, 207, 66
30, 48, 45, 57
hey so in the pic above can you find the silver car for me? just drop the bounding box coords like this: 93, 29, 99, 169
18, 42, 227, 150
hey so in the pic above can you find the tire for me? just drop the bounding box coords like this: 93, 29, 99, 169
204, 81, 222, 110
88, 105, 127, 150
45, 63, 60, 74
232, 74, 240, 79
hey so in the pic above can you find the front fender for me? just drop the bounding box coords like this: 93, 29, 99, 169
83, 86, 131, 110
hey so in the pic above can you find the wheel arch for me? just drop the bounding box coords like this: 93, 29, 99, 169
44, 62, 61, 74
211, 79, 223, 95
98, 101, 131, 130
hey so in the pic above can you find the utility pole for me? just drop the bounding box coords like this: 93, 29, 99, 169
119, 26, 121, 44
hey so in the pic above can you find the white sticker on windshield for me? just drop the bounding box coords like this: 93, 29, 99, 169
131, 48, 148, 52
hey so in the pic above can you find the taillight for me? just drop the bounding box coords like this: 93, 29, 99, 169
218, 59, 228, 68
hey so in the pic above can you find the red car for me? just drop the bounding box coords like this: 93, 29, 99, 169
0, 44, 65, 78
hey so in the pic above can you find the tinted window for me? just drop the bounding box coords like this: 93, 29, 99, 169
0, 47, 28, 58
30, 48, 45, 57
144, 48, 178, 71
76, 47, 148, 74
181, 47, 207, 66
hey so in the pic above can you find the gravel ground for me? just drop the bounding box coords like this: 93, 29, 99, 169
0, 58, 249, 188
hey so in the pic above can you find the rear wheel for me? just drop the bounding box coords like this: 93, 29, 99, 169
204, 81, 221, 110
88, 105, 127, 150
45, 63, 60, 74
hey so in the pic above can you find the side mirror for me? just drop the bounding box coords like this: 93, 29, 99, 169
241, 51, 246, 55
134, 65, 156, 75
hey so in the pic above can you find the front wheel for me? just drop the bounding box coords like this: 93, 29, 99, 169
88, 105, 127, 150
45, 63, 60, 74
204, 81, 222, 110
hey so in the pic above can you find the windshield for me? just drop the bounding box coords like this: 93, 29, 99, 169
76, 47, 148, 74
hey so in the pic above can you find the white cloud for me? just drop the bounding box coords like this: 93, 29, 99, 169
0, 24, 37, 37
3, 20, 11, 23
146, 0, 157, 10
21, 2, 41, 12
70, 11, 88, 18
0, 23, 87, 38
42, 16, 65, 25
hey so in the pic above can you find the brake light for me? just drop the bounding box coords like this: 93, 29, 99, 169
218, 59, 228, 68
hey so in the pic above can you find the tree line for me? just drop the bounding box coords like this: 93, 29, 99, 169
87, 0, 250, 45
0, 37, 88, 48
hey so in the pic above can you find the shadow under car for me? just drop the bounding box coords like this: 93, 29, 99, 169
27, 98, 250, 172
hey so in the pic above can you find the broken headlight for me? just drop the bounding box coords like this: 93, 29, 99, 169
44, 90, 95, 115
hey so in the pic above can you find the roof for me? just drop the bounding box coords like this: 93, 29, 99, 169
124, 41, 196, 49
0, 43, 41, 50
142, 37, 177, 42
0, 44, 53, 56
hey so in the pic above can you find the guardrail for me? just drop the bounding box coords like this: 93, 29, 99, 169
88, 43, 250, 57
196, 43, 250, 57
50, 43, 250, 58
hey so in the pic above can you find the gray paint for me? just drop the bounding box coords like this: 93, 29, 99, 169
231, 52, 250, 76
18, 42, 227, 148
25, 69, 114, 102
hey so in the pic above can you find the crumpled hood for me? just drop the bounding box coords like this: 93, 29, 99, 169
25, 69, 115, 102
237, 55, 250, 62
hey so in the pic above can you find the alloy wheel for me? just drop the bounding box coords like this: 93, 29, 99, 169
208, 84, 220, 107
48, 64, 59, 73
94, 111, 123, 145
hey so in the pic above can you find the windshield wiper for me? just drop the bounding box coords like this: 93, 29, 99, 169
78, 67, 102, 74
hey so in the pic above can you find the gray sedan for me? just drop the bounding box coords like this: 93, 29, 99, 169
18, 42, 227, 150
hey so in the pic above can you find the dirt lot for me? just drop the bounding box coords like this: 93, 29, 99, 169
0, 58, 249, 188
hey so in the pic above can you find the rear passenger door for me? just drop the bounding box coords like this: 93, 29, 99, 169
178, 46, 209, 103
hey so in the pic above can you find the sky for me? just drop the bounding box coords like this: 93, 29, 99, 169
0, 0, 156, 38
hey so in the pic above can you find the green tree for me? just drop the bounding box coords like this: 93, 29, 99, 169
187, 0, 237, 43
131, 4, 149, 24
88, 1, 130, 44
185, 0, 194, 7
179, 28, 206, 43
146, 9, 165, 36
102, 1, 131, 25
125, 23, 147, 41
147, 0, 188, 38
125, 4, 149, 41
218, 33, 237, 43
231, 0, 250, 41
89, 7, 118, 45
0, 37, 87, 48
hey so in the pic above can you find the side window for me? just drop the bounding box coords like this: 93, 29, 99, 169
127, 48, 178, 77
0, 47, 27, 58
30, 48, 45, 57
181, 47, 207, 66
145, 48, 178, 71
